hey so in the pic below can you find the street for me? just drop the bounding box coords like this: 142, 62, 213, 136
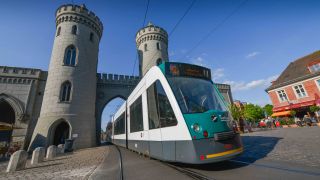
92, 127, 320, 180
1, 127, 320, 180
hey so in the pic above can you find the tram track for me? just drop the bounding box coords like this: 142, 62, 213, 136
115, 145, 124, 180
163, 162, 215, 180
115, 144, 214, 180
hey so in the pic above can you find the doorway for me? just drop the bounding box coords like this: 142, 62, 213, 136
53, 121, 70, 146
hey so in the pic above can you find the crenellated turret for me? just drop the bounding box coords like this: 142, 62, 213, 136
136, 22, 169, 76
29, 4, 103, 150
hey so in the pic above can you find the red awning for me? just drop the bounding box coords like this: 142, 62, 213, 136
273, 100, 316, 112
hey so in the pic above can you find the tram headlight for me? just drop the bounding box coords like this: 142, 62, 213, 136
191, 123, 201, 132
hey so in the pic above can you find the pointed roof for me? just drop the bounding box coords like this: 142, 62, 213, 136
266, 50, 320, 91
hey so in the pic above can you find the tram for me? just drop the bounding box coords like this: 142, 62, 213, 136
112, 62, 243, 164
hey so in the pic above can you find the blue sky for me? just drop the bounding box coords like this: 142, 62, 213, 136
1, 0, 320, 129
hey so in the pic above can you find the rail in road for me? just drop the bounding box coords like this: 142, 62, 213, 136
114, 145, 319, 180
115, 145, 212, 180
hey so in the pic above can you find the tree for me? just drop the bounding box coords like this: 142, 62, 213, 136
229, 104, 243, 121
263, 104, 273, 117
310, 105, 320, 113
243, 104, 264, 122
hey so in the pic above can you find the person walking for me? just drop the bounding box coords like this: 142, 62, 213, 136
303, 115, 312, 127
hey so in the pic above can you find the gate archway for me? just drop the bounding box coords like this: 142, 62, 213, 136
95, 73, 140, 145
0, 100, 15, 147
100, 97, 125, 143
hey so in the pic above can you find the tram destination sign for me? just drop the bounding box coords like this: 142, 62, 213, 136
165, 62, 212, 80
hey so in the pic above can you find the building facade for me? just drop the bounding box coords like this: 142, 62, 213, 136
0, 4, 234, 152
266, 51, 320, 118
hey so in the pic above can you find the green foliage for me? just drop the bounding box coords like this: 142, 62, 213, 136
263, 104, 273, 117
290, 110, 296, 117
229, 104, 243, 121
243, 104, 264, 122
310, 105, 320, 112
279, 118, 295, 125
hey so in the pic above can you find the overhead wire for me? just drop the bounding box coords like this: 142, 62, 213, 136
141, 0, 197, 74
132, 0, 150, 76
182, 0, 249, 59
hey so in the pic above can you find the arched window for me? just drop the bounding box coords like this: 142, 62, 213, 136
156, 58, 162, 65
56, 27, 61, 36
60, 81, 72, 102
156, 42, 160, 50
71, 25, 77, 35
144, 43, 148, 51
90, 32, 94, 42
64, 45, 76, 66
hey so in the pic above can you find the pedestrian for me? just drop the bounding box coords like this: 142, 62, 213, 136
295, 117, 302, 127
276, 120, 280, 128
303, 115, 312, 127
239, 117, 245, 133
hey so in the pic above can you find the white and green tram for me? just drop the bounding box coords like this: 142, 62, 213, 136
112, 62, 243, 164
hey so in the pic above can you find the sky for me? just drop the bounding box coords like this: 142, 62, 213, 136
1, 0, 320, 129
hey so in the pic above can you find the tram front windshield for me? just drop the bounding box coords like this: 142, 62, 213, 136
168, 77, 227, 114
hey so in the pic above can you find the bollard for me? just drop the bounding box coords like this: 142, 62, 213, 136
57, 144, 65, 154
31, 147, 45, 165
46, 145, 57, 160
6, 150, 28, 172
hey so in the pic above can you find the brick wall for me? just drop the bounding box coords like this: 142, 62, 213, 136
267, 77, 320, 111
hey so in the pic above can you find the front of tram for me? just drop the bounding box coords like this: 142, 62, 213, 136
160, 62, 243, 164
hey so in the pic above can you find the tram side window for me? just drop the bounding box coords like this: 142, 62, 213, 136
130, 96, 144, 132
114, 113, 125, 135
147, 83, 160, 129
147, 80, 177, 129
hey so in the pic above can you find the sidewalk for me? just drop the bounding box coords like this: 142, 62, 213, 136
0, 146, 109, 180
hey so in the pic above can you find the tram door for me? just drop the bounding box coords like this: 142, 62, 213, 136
147, 82, 163, 159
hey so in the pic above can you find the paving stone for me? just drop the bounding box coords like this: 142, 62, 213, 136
0, 146, 108, 180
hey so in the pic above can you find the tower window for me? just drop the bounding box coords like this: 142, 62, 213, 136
57, 27, 61, 36
72, 25, 77, 35
156, 42, 160, 50
90, 32, 94, 42
64, 45, 76, 66
144, 43, 148, 51
156, 58, 162, 65
60, 81, 72, 102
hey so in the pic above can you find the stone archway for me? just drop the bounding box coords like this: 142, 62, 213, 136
95, 73, 140, 145
0, 100, 15, 148
0, 93, 25, 123
53, 121, 70, 146
48, 119, 71, 146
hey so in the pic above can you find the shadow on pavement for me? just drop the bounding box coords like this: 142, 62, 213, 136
172, 135, 282, 171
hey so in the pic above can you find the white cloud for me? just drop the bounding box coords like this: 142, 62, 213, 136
246, 51, 260, 59
191, 56, 205, 66
211, 68, 225, 82
223, 75, 278, 91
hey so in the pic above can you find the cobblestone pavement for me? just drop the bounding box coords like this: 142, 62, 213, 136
0, 146, 109, 180
239, 126, 320, 168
